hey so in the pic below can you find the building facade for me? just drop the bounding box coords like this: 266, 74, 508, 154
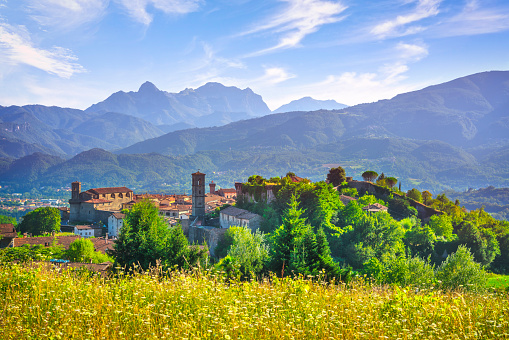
69, 182, 133, 222
219, 206, 263, 232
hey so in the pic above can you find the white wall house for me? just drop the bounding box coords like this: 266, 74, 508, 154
219, 206, 262, 232
108, 213, 125, 237
74, 225, 102, 238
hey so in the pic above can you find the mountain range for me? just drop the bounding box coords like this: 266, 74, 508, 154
0, 71, 509, 194
86, 81, 271, 128
272, 97, 347, 113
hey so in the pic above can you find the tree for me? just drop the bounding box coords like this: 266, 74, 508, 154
66, 238, 95, 262
361, 171, 378, 182
435, 245, 487, 291
326, 167, 346, 187
386, 177, 398, 189
223, 226, 269, 279
18, 207, 60, 236
0, 215, 16, 225
457, 221, 500, 267
112, 199, 207, 270
426, 214, 453, 239
406, 188, 422, 202
422, 191, 432, 205
269, 195, 308, 276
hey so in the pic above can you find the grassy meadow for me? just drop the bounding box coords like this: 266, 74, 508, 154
1, 263, 509, 339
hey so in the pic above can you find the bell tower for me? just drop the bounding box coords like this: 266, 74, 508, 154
71, 181, 81, 200
192, 171, 206, 219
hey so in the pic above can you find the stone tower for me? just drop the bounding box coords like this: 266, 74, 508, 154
192, 171, 206, 218
209, 181, 216, 194
71, 181, 81, 200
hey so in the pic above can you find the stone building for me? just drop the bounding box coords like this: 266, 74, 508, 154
219, 206, 263, 232
69, 181, 133, 222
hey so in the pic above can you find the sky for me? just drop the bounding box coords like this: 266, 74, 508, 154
0, 0, 509, 111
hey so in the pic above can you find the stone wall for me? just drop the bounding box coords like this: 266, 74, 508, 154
187, 225, 227, 257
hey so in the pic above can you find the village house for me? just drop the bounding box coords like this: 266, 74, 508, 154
108, 212, 125, 237
74, 225, 103, 238
219, 206, 263, 232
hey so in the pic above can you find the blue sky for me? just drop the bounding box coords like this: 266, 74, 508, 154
1, 0, 508, 111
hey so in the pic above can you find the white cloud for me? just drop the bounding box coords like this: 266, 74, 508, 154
242, 0, 347, 55
371, 0, 442, 39
256, 67, 296, 85
0, 23, 85, 78
27, 0, 109, 29
434, 0, 509, 36
395, 41, 428, 61
116, 0, 202, 26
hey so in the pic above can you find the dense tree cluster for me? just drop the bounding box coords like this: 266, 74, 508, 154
112, 199, 207, 270
17, 207, 60, 236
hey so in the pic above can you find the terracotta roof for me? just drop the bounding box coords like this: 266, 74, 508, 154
362, 203, 388, 212
13, 235, 80, 249
219, 188, 237, 193
192, 171, 205, 176
13, 235, 113, 254
88, 187, 133, 195
90, 238, 115, 253
220, 206, 261, 220
110, 213, 125, 219
339, 195, 357, 205
74, 225, 101, 230
0, 223, 17, 238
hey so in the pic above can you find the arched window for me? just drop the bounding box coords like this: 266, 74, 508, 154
111, 193, 115, 198
119, 193, 123, 198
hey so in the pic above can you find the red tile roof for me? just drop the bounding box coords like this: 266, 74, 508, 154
0, 223, 17, 238
88, 187, 133, 195
13, 235, 80, 249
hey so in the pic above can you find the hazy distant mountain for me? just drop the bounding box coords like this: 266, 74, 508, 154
121, 71, 509, 156
273, 97, 347, 113
0, 105, 165, 157
86, 81, 271, 126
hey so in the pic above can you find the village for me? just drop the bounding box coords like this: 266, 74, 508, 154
0, 170, 418, 260
0, 171, 272, 258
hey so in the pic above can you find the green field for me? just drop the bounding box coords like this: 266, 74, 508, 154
1, 263, 508, 339
487, 274, 509, 291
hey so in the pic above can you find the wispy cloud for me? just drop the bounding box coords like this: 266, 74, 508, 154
371, 0, 442, 39
261, 41, 429, 109
433, 0, 509, 37
0, 22, 85, 78
242, 0, 347, 56
115, 0, 202, 26
27, 0, 109, 29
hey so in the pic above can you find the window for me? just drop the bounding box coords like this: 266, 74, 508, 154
111, 193, 115, 198
119, 193, 123, 198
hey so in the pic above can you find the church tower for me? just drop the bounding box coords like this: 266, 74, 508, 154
71, 181, 81, 201
192, 171, 206, 218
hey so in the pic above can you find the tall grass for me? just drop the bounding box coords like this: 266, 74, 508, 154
1, 263, 508, 339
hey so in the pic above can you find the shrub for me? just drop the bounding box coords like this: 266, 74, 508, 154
435, 245, 487, 291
